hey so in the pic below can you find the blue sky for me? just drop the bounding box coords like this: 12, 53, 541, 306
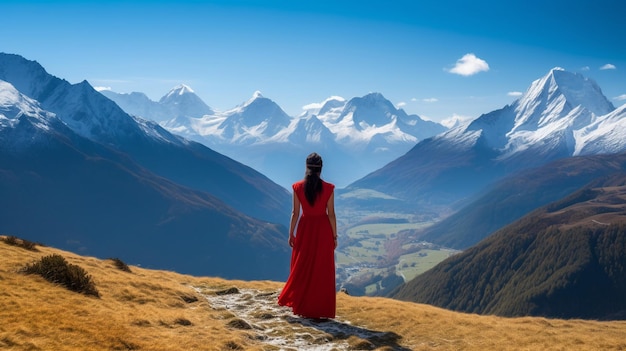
2, 0, 625, 126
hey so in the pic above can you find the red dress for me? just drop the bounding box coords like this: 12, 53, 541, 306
278, 180, 336, 319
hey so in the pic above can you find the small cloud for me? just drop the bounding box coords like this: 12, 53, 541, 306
600, 64, 616, 70
614, 94, 626, 101
507, 91, 523, 97
94, 86, 112, 92
411, 97, 417, 102
302, 102, 324, 110
302, 96, 346, 111
441, 113, 473, 128
396, 102, 407, 108
581, 66, 590, 71
422, 98, 439, 103
447, 53, 490, 76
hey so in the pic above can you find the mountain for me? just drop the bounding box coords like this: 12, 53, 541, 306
345, 68, 624, 210
158, 84, 214, 118
328, 92, 445, 148
101, 84, 214, 122
390, 173, 626, 320
0, 53, 290, 226
0, 53, 291, 280
104, 87, 446, 187
415, 152, 626, 249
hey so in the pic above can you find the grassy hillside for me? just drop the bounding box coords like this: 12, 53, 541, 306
3, 236, 626, 350
391, 181, 626, 320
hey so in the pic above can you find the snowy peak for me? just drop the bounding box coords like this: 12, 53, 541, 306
218, 92, 292, 143
252, 90, 263, 99
0, 80, 52, 127
513, 67, 615, 132
340, 92, 404, 130
300, 96, 346, 119
288, 114, 334, 144
0, 53, 52, 96
0, 79, 70, 149
235, 90, 266, 110
453, 67, 625, 168
158, 84, 213, 118
163, 84, 195, 98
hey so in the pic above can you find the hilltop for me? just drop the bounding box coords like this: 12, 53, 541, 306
2, 236, 626, 350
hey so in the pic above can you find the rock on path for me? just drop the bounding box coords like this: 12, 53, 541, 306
194, 286, 407, 350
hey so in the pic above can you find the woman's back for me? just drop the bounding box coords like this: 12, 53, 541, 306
293, 180, 333, 216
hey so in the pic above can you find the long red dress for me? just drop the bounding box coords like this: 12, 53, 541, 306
278, 179, 336, 319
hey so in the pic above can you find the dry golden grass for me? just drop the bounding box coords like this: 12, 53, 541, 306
2, 235, 626, 351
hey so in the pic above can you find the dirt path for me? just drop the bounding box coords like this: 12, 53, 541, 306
195, 287, 410, 350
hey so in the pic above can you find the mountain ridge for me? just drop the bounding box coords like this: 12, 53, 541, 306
345, 68, 625, 211
0, 53, 290, 225
0, 53, 291, 280
390, 174, 626, 320
102, 86, 447, 187
414, 152, 626, 250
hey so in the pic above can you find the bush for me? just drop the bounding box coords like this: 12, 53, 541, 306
22, 254, 100, 297
1, 235, 38, 251
110, 257, 132, 273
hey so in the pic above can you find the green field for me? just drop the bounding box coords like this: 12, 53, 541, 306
335, 220, 459, 296
395, 248, 459, 282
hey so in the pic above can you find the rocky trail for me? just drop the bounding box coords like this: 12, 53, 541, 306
194, 287, 411, 350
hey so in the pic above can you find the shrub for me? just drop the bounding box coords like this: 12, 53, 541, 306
22, 254, 100, 297
110, 257, 132, 273
1, 235, 38, 251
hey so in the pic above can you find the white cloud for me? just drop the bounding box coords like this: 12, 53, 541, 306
614, 94, 626, 101
581, 66, 590, 71
302, 102, 324, 110
441, 113, 473, 128
507, 91, 523, 97
447, 53, 490, 76
422, 98, 438, 103
94, 86, 112, 92
411, 97, 417, 102
302, 96, 345, 111
396, 102, 407, 108
600, 63, 616, 70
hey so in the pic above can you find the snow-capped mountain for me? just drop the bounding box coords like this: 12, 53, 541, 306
575, 104, 626, 155
0, 80, 65, 148
102, 86, 446, 187
216, 91, 294, 144
158, 84, 214, 118
101, 84, 213, 122
347, 67, 626, 209
328, 92, 446, 150
300, 96, 347, 122
0, 53, 293, 280
467, 67, 616, 166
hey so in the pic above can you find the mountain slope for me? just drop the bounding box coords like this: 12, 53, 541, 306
0, 53, 290, 225
346, 68, 623, 210
0, 80, 289, 279
417, 152, 626, 249
4, 239, 626, 351
390, 175, 626, 320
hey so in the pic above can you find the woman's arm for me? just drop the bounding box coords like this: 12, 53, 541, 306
327, 191, 337, 249
288, 191, 300, 247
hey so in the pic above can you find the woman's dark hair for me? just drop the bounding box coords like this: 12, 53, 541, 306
304, 152, 323, 206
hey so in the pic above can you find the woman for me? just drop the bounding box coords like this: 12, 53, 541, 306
278, 152, 337, 319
